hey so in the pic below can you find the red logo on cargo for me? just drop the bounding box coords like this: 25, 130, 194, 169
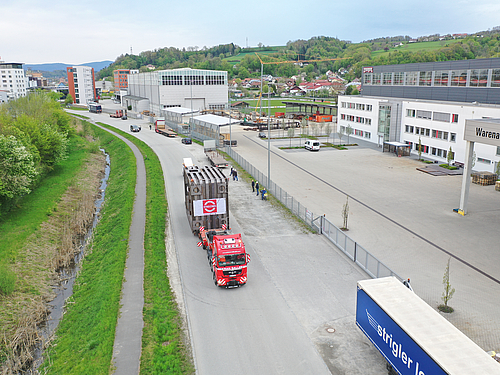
203, 199, 217, 214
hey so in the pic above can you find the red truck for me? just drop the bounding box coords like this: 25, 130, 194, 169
198, 229, 250, 287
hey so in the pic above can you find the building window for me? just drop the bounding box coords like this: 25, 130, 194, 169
406, 109, 416, 117
416, 110, 432, 119
491, 69, 500, 87
365, 118, 372, 125
477, 157, 491, 164
433, 112, 451, 122
450, 133, 456, 142
405, 125, 414, 133
364, 132, 371, 139
470, 69, 488, 87
425, 128, 430, 137
382, 72, 392, 85
363, 73, 372, 85
419, 71, 432, 86
366, 104, 372, 111
434, 71, 449, 86
496, 146, 500, 156
394, 72, 404, 85
405, 72, 418, 86
451, 70, 467, 86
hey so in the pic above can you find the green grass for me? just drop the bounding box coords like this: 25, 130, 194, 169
40, 125, 136, 374
0, 136, 88, 265
95, 123, 194, 374
371, 40, 460, 58
224, 47, 285, 63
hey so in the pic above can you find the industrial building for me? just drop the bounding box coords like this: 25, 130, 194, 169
126, 68, 228, 115
338, 58, 500, 173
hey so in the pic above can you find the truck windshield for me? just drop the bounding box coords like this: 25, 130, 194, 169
218, 253, 246, 267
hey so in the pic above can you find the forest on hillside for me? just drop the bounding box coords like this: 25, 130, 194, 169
97, 30, 500, 82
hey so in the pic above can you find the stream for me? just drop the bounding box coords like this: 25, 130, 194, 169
29, 150, 110, 373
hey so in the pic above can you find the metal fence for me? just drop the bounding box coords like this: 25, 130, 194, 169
224, 146, 402, 281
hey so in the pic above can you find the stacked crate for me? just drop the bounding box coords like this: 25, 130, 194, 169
471, 171, 497, 186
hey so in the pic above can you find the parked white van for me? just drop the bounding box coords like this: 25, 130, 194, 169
304, 140, 320, 151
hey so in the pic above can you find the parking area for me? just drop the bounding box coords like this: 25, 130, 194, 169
230, 124, 500, 352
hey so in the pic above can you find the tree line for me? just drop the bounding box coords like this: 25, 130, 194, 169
97, 32, 500, 83
0, 92, 71, 212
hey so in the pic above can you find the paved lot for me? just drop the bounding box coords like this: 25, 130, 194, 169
229, 124, 500, 352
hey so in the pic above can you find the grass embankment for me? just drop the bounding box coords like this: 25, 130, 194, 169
40, 125, 136, 373
0, 133, 93, 369
41, 121, 193, 374
95, 123, 194, 374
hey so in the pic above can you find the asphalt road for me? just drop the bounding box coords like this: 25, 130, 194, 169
77, 109, 388, 374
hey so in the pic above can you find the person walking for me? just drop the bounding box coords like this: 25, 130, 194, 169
230, 167, 234, 180
261, 188, 267, 200
251, 180, 255, 192
255, 181, 259, 196
234, 169, 238, 181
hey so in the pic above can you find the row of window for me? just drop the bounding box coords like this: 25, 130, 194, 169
364, 69, 500, 88
341, 102, 373, 111
339, 125, 372, 139
161, 75, 225, 85
406, 141, 454, 159
404, 125, 457, 142
340, 113, 372, 125
406, 109, 459, 123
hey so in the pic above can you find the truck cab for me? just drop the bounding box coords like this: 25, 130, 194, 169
209, 233, 249, 287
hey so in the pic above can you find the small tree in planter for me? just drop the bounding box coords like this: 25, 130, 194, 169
341, 196, 349, 231
325, 122, 332, 145
346, 125, 353, 144
447, 146, 453, 166
337, 126, 345, 145
418, 137, 422, 160
438, 257, 455, 313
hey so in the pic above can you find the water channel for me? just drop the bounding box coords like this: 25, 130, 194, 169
29, 150, 110, 373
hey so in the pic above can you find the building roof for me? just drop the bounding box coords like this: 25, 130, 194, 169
164, 107, 199, 115
192, 114, 232, 126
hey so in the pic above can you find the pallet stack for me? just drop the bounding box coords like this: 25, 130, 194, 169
496, 180, 500, 191
471, 171, 497, 186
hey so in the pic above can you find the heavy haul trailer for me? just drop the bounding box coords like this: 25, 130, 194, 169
184, 165, 229, 234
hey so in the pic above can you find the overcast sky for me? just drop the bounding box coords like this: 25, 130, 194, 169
2, 0, 500, 65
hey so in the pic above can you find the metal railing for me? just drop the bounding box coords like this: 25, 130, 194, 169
224, 146, 402, 281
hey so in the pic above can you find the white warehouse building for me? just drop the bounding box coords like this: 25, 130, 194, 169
126, 68, 228, 115
338, 58, 500, 173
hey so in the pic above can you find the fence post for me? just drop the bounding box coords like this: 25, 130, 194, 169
354, 242, 357, 262
319, 214, 323, 235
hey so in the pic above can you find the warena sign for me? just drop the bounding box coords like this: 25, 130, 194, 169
464, 118, 500, 146
193, 198, 226, 216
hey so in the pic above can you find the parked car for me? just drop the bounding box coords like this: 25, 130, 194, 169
181, 137, 192, 144
304, 140, 320, 151
258, 132, 266, 138
130, 124, 141, 132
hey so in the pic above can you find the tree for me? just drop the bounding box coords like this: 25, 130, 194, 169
337, 126, 345, 145
0, 135, 38, 199
346, 125, 353, 144
418, 137, 422, 160
341, 196, 349, 230
300, 117, 308, 138
447, 146, 453, 166
287, 127, 294, 148
64, 93, 73, 106
438, 258, 455, 313
324, 122, 332, 144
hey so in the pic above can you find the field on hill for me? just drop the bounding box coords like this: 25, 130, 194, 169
371, 39, 461, 58
225, 46, 286, 63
